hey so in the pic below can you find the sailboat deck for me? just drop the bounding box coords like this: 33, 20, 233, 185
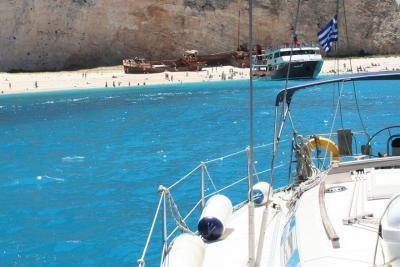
201, 192, 288, 267
296, 168, 400, 266
199, 167, 400, 266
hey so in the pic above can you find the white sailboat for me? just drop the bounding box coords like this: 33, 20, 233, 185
137, 1, 400, 266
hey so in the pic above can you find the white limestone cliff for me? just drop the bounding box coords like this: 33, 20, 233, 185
0, 0, 399, 71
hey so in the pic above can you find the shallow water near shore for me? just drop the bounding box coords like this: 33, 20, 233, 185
1, 78, 399, 266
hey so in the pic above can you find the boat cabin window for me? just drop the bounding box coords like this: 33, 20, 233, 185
273, 52, 280, 58
279, 50, 318, 57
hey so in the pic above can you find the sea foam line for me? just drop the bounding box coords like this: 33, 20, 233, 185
62, 156, 85, 162
36, 175, 65, 182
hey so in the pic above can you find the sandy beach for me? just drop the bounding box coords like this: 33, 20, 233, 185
0, 56, 399, 95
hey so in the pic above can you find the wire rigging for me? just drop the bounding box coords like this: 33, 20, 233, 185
342, 0, 369, 139
335, 0, 345, 129
270, 0, 302, 186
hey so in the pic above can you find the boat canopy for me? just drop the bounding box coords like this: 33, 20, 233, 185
275, 71, 400, 107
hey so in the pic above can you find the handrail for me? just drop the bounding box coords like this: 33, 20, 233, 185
136, 141, 287, 266
166, 164, 286, 241
311, 131, 365, 137
168, 141, 285, 192
266, 42, 319, 50
168, 164, 202, 190
204, 164, 284, 199
203, 148, 247, 164
275, 71, 400, 107
319, 181, 340, 248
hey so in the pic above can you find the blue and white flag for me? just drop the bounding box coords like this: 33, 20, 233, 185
317, 16, 338, 53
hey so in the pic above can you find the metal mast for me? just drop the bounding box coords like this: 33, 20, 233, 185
247, 0, 255, 266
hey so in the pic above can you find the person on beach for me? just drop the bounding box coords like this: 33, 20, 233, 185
113, 81, 115, 87
221, 72, 226, 80
35, 81, 38, 88
9, 83, 11, 89
105, 82, 108, 87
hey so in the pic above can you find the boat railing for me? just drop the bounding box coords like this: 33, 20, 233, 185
267, 42, 320, 51
136, 129, 372, 266
136, 141, 288, 267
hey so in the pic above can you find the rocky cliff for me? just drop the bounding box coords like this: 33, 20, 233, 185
1, 0, 399, 71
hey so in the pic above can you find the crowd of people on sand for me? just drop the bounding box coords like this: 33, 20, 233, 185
326, 61, 400, 74
94, 67, 246, 89
85, 72, 147, 88
203, 67, 247, 81
105, 80, 147, 88
7, 68, 252, 95
1, 58, 399, 94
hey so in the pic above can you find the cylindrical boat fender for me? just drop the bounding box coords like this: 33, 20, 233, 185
380, 194, 400, 266
253, 182, 273, 206
162, 234, 205, 267
197, 194, 232, 241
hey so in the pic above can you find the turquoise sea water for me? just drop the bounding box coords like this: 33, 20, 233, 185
1, 78, 400, 266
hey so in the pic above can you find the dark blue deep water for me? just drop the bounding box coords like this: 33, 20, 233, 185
1, 78, 399, 266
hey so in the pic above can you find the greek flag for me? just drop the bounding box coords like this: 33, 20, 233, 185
317, 16, 338, 53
